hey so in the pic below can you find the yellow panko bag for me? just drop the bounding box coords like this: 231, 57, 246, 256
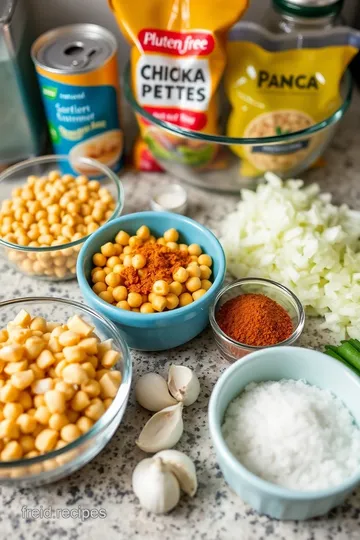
225, 23, 360, 177
109, 0, 248, 171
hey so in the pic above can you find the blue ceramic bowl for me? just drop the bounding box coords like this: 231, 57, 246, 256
77, 211, 226, 351
209, 346, 360, 520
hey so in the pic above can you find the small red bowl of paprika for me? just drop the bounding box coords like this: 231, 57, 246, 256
209, 277, 305, 362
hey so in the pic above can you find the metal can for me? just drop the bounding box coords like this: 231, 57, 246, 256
32, 24, 124, 176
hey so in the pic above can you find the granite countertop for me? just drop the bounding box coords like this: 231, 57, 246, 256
1, 92, 360, 540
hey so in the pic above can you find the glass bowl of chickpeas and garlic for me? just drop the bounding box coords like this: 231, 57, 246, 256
77, 211, 226, 351
0, 297, 131, 485
0, 155, 124, 281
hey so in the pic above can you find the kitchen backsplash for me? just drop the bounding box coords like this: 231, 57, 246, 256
28, 0, 359, 74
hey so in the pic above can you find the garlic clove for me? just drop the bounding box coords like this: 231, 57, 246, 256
136, 402, 184, 453
135, 373, 177, 412
132, 457, 180, 514
155, 449, 197, 497
168, 365, 200, 406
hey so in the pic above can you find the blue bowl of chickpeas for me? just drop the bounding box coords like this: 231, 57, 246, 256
77, 212, 226, 351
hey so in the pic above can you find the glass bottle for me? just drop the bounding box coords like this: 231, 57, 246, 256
262, 0, 344, 34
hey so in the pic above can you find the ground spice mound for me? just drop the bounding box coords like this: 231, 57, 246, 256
121, 243, 191, 295
216, 293, 293, 346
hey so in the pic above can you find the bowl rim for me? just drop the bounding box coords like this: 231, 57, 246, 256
76, 211, 226, 324
208, 345, 360, 499
124, 62, 353, 145
209, 277, 305, 350
0, 296, 132, 469
0, 155, 124, 252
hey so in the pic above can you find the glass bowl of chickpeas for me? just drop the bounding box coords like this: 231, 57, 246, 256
0, 296, 131, 485
77, 211, 226, 351
0, 155, 124, 281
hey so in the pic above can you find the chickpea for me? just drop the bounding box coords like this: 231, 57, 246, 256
186, 264, 201, 278
173, 267, 189, 283
60, 424, 81, 443
188, 244, 202, 256
1, 441, 22, 460
127, 292, 143, 308
116, 301, 131, 311
49, 413, 69, 431
44, 390, 66, 414
35, 429, 58, 452
71, 391, 90, 412
112, 286, 128, 303
166, 293, 179, 310
151, 295, 167, 313
186, 277, 202, 293
99, 291, 114, 304
105, 272, 121, 288
164, 228, 179, 243
192, 289, 207, 301
93, 253, 107, 267
92, 269, 106, 283
136, 225, 150, 240
129, 236, 142, 248
132, 254, 146, 269
115, 230, 130, 246
200, 265, 212, 280
201, 279, 212, 291
179, 292, 193, 307
19, 435, 35, 453
169, 281, 183, 296
62, 364, 88, 385
152, 280, 170, 296
85, 398, 105, 421
81, 379, 101, 398
92, 282, 107, 294
101, 242, 117, 258
76, 416, 94, 433
166, 242, 179, 251
16, 413, 37, 434
140, 303, 154, 314
198, 254, 212, 267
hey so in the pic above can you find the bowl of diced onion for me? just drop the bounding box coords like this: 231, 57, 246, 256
0, 155, 124, 281
0, 297, 131, 485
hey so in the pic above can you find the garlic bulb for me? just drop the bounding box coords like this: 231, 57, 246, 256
168, 365, 200, 406
136, 402, 184, 453
135, 373, 177, 412
132, 457, 180, 514
155, 450, 197, 496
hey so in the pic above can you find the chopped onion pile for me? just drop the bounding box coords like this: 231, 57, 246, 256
221, 173, 360, 338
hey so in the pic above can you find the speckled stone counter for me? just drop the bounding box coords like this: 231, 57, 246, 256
2, 92, 360, 540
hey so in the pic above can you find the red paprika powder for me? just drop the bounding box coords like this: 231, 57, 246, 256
216, 293, 293, 346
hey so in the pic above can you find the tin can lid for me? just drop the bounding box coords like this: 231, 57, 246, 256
31, 24, 117, 74
273, 0, 343, 17
150, 184, 188, 215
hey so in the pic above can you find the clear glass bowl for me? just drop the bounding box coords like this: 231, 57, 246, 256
0, 297, 131, 486
209, 278, 305, 362
124, 63, 352, 193
0, 155, 124, 281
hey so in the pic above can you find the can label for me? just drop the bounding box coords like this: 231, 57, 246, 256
35, 56, 124, 177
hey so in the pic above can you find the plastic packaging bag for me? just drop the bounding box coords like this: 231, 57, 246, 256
109, 0, 248, 171
225, 23, 360, 177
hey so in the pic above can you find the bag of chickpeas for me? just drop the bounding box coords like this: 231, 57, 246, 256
225, 23, 360, 177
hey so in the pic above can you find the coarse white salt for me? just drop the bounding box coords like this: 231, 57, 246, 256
222, 379, 360, 491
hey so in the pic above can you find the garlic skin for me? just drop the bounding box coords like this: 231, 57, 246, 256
155, 450, 197, 496
136, 402, 184, 453
168, 365, 200, 406
135, 373, 177, 412
132, 457, 180, 514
